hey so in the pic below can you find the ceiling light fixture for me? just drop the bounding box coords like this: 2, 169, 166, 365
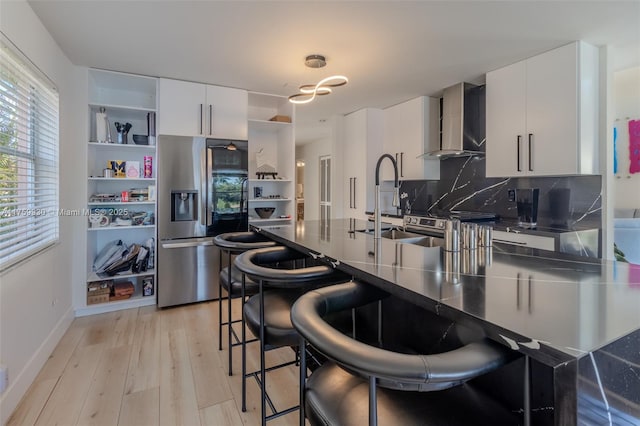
288, 75, 349, 104
288, 54, 348, 104
226, 141, 237, 151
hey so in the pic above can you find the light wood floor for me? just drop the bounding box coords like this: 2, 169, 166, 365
7, 299, 301, 426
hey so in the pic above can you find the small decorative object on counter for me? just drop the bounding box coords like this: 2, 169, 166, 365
477, 225, 493, 247
121, 190, 129, 202
462, 223, 478, 250
444, 219, 460, 252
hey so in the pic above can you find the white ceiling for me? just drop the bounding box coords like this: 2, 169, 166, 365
27, 1, 640, 144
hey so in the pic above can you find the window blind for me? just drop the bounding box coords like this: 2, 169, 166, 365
0, 35, 59, 270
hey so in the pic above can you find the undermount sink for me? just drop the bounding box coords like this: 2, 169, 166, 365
379, 229, 423, 239
356, 228, 445, 247
404, 236, 445, 248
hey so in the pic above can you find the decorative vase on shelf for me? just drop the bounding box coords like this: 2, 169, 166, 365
96, 107, 112, 143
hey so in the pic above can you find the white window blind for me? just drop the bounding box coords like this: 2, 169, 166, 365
0, 36, 59, 270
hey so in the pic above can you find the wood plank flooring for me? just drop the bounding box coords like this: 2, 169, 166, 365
7, 300, 301, 426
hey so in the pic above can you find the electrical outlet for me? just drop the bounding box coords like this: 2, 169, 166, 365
0, 365, 8, 394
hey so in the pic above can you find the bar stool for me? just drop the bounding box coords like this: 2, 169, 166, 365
234, 245, 349, 426
213, 231, 278, 375
291, 281, 521, 426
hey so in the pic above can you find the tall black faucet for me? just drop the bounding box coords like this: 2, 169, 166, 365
374, 154, 400, 239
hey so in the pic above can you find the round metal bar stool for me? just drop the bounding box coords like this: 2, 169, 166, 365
213, 231, 278, 376
234, 245, 349, 426
291, 281, 522, 426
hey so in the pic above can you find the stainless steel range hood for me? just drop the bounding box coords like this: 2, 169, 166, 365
420, 82, 486, 159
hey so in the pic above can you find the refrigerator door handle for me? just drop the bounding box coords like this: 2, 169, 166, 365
162, 238, 214, 249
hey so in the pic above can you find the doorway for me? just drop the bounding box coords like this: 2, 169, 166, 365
296, 160, 305, 220
320, 155, 331, 220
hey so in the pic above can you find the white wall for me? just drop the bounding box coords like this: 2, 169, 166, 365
613, 66, 640, 209
0, 1, 85, 422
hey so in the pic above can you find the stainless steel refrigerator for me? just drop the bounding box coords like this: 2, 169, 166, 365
157, 135, 248, 308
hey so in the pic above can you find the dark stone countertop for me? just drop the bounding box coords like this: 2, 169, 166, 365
252, 218, 640, 367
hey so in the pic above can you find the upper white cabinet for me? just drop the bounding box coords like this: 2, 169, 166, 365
486, 42, 599, 177
382, 96, 440, 181
158, 78, 248, 140
343, 108, 383, 220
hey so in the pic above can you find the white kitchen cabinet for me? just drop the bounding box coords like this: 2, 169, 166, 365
493, 230, 555, 251
247, 92, 295, 226
486, 261, 578, 343
343, 108, 383, 220
158, 78, 248, 140
381, 96, 440, 181
486, 41, 599, 177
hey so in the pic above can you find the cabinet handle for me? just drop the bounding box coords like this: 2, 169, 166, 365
516, 135, 522, 172
516, 273, 522, 310
353, 176, 356, 209
528, 133, 533, 172
494, 239, 527, 246
199, 104, 203, 135
400, 152, 404, 177
528, 275, 533, 314
349, 178, 353, 209
209, 105, 213, 135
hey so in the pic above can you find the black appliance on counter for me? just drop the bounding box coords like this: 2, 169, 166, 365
157, 136, 248, 308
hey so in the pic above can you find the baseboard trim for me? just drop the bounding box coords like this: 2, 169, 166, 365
0, 306, 74, 425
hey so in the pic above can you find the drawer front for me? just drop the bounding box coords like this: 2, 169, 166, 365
493, 230, 555, 251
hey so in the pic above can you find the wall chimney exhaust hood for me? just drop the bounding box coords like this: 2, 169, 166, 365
420, 82, 486, 159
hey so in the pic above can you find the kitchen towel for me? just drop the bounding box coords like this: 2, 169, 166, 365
629, 119, 640, 174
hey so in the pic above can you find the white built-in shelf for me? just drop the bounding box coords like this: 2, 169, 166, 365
88, 103, 156, 113
76, 295, 156, 317
88, 201, 155, 206
249, 217, 293, 223
249, 198, 292, 202
256, 224, 294, 230
87, 269, 156, 283
88, 224, 155, 232
248, 119, 292, 133
88, 177, 156, 182
248, 179, 292, 183
88, 142, 155, 150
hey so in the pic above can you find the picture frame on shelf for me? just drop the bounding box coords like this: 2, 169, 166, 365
142, 276, 154, 296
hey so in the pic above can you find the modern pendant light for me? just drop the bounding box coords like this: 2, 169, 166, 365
289, 55, 348, 104
226, 141, 237, 151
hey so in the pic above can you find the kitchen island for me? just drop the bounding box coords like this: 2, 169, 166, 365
251, 219, 640, 426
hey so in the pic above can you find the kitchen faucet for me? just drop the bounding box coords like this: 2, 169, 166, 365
374, 153, 400, 239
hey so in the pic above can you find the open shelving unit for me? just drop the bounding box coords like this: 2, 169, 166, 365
247, 93, 295, 226
81, 69, 159, 316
